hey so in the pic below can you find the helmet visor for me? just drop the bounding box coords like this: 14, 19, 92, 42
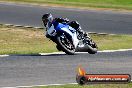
42, 18, 48, 26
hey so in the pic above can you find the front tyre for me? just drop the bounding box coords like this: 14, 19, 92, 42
56, 35, 75, 55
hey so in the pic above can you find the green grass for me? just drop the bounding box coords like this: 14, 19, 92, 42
0, 25, 132, 55
90, 34, 132, 50
1, 0, 132, 10
0, 25, 58, 55
33, 83, 132, 88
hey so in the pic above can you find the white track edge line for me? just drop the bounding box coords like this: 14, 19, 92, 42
0, 48, 132, 57
2, 83, 78, 88
2, 80, 132, 88
0, 55, 9, 57
98, 48, 132, 53
39, 48, 132, 55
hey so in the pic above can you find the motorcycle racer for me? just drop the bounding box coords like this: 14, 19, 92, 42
42, 13, 98, 54
42, 13, 86, 38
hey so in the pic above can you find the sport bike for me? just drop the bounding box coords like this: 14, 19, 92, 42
45, 22, 98, 55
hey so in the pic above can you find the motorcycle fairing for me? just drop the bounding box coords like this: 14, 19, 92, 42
47, 22, 79, 48
56, 23, 79, 48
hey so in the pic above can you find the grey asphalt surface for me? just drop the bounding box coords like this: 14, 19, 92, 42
0, 51, 132, 87
0, 2, 132, 34
0, 2, 132, 87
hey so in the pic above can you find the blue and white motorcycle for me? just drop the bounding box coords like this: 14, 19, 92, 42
45, 22, 98, 55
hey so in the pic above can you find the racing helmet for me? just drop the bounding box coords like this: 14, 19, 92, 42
42, 13, 53, 27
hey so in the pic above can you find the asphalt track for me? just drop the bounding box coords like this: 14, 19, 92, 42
0, 50, 132, 87
0, 2, 132, 87
0, 2, 132, 34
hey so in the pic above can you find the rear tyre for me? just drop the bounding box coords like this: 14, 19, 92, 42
56, 35, 75, 55
87, 41, 98, 54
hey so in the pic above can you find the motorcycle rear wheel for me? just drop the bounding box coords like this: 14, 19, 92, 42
87, 41, 98, 54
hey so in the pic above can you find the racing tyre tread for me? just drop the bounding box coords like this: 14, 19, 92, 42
87, 41, 98, 54
56, 36, 75, 55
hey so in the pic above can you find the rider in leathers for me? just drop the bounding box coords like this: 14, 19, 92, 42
42, 13, 87, 40
42, 13, 97, 52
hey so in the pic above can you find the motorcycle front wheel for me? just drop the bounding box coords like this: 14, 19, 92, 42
56, 35, 75, 55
